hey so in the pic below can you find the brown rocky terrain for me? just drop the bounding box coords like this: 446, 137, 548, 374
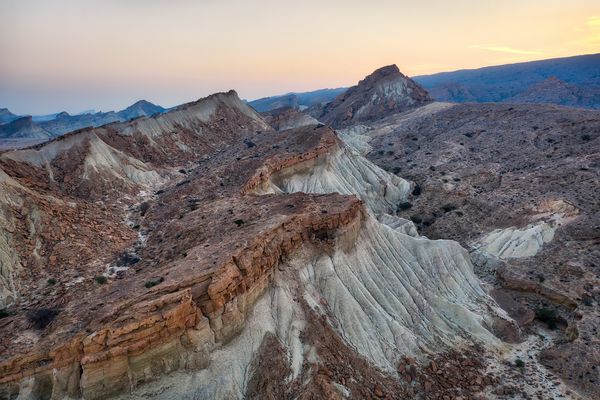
0, 85, 505, 399
309, 64, 431, 128
1, 62, 597, 400
261, 107, 320, 131
341, 101, 600, 399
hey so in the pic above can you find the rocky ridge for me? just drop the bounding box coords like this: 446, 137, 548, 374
1, 84, 508, 399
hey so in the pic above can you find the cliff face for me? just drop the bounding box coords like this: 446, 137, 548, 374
0, 89, 507, 400
0, 99, 366, 399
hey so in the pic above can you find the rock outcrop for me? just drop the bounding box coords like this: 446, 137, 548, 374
261, 107, 320, 131
0, 93, 509, 400
310, 65, 431, 128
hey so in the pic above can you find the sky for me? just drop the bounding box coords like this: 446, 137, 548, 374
1, 0, 599, 115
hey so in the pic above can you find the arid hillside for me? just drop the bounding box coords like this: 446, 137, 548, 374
0, 65, 597, 400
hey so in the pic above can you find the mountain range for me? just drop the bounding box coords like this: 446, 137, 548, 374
4, 53, 598, 148
249, 53, 600, 113
0, 100, 165, 143
413, 53, 600, 108
0, 58, 599, 400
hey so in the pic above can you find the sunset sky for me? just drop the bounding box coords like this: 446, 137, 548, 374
1, 0, 599, 114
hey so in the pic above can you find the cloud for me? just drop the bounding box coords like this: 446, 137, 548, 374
469, 45, 543, 55
588, 16, 600, 27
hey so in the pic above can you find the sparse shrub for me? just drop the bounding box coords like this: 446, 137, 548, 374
144, 277, 164, 289
581, 134, 591, 141
47, 278, 56, 286
234, 219, 245, 226
422, 217, 435, 227
536, 274, 545, 283
397, 202, 412, 212
0, 309, 10, 319
441, 204, 457, 213
178, 168, 187, 174
410, 215, 422, 224
27, 308, 58, 329
95, 276, 108, 284
515, 359, 525, 368
140, 201, 150, 216
117, 252, 140, 267
535, 307, 558, 330
392, 167, 402, 174
411, 185, 422, 196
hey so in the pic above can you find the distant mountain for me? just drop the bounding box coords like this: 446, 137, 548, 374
507, 76, 600, 108
249, 88, 346, 112
309, 64, 431, 128
0, 100, 166, 141
414, 53, 600, 109
0, 108, 19, 125
118, 100, 166, 120
38, 111, 123, 136
31, 113, 62, 122
261, 107, 320, 131
0, 116, 52, 139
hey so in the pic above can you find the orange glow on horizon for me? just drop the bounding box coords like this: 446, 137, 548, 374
0, 0, 599, 114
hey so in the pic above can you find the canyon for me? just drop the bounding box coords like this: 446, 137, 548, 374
0, 64, 598, 400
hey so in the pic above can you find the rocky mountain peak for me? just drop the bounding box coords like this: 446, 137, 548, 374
0, 108, 20, 125
118, 100, 166, 119
359, 64, 401, 84
310, 64, 431, 128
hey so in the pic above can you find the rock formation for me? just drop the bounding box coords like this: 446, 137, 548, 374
310, 64, 431, 128
1, 63, 598, 400
0, 86, 512, 400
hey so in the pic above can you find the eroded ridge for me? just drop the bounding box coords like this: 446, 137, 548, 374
1, 102, 509, 400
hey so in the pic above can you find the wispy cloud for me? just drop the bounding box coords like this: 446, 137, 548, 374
469, 45, 543, 55
588, 16, 600, 27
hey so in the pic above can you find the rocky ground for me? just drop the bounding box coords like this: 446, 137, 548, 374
345, 102, 600, 399
1, 63, 598, 400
